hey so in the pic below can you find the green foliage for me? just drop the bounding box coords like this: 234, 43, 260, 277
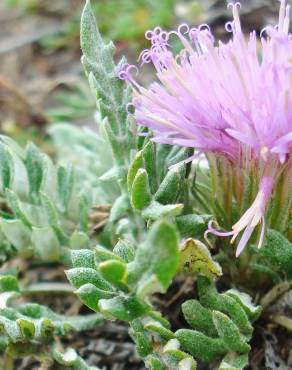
127, 220, 179, 298
81, 0, 134, 171
79, 0, 210, 251
257, 229, 292, 278
128, 141, 187, 219
127, 139, 211, 237
0, 274, 102, 368
0, 121, 119, 265
49, 122, 119, 205
176, 276, 261, 369
0, 134, 99, 264
67, 219, 179, 321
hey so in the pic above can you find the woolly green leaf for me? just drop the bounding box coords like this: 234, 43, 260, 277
98, 296, 149, 321
225, 289, 262, 321
57, 165, 74, 212
66, 267, 113, 292
219, 294, 253, 337
178, 357, 197, 370
76, 283, 116, 312
99, 259, 127, 286
70, 231, 90, 250
31, 226, 60, 262
25, 143, 44, 201
113, 239, 135, 263
176, 329, 227, 362
167, 148, 193, 168
144, 320, 175, 341
146, 355, 165, 370
149, 311, 172, 330
6, 190, 32, 229
0, 143, 13, 192
71, 249, 95, 269
17, 318, 35, 339
130, 319, 152, 358
95, 245, 123, 263
99, 166, 125, 182
212, 311, 250, 353
128, 220, 179, 298
0, 219, 31, 255
155, 144, 173, 181
163, 339, 198, 370
197, 277, 253, 336
100, 119, 127, 166
250, 263, 280, 282
175, 214, 211, 238
142, 201, 183, 221
52, 347, 99, 369
109, 193, 129, 222
219, 353, 249, 370
40, 192, 59, 225
79, 194, 90, 233
40, 156, 57, 199
0, 276, 19, 293
39, 192, 68, 244
0, 136, 24, 159
81, 0, 114, 73
260, 229, 292, 276
0, 283, 102, 349
131, 169, 152, 210
154, 166, 185, 205
182, 300, 217, 337
81, 0, 133, 169
142, 141, 156, 193
127, 151, 144, 192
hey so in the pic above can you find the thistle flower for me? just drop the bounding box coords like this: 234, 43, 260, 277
120, 0, 292, 256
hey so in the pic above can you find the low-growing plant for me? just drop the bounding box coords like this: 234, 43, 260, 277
0, 0, 291, 369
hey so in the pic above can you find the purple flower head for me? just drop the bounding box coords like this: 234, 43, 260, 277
120, 0, 292, 256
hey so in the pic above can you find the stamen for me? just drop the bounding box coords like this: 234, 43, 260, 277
227, 2, 242, 34
118, 64, 141, 90
169, 24, 194, 54
230, 54, 251, 111
232, 2, 242, 34
225, 21, 235, 34
283, 5, 291, 34
284, 90, 290, 114
278, 0, 287, 32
